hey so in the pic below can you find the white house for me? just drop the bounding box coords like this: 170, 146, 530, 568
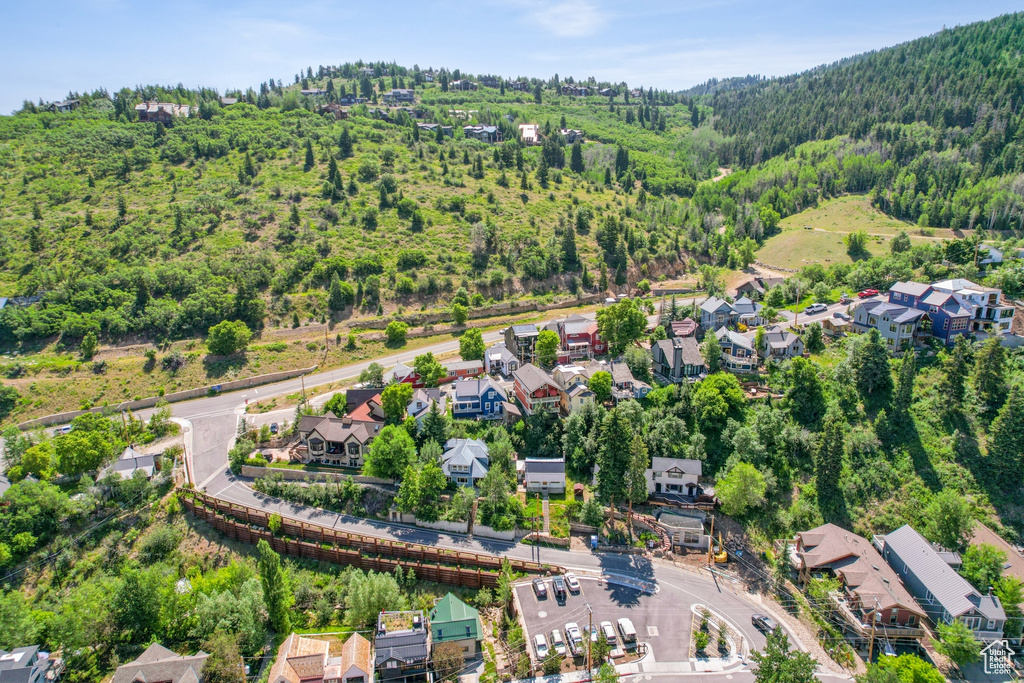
484, 342, 519, 377
521, 458, 566, 494
441, 438, 489, 487
647, 457, 702, 496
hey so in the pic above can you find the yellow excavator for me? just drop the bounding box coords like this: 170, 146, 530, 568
713, 533, 728, 564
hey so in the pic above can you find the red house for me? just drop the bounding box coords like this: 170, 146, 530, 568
512, 364, 560, 416
441, 359, 485, 383
383, 362, 422, 388
551, 314, 606, 361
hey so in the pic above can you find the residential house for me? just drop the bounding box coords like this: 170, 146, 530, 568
384, 362, 421, 386
344, 388, 382, 413
135, 102, 190, 123
297, 412, 382, 468
504, 324, 540, 364
484, 342, 519, 377
787, 524, 927, 646
735, 276, 786, 297
655, 512, 707, 549
480, 76, 500, 88
551, 314, 606, 360
320, 103, 349, 120
462, 125, 502, 143
406, 388, 446, 427
651, 337, 706, 383
442, 360, 484, 381
337, 94, 367, 105
559, 128, 584, 143
441, 439, 489, 487
375, 611, 429, 683
598, 88, 615, 97
521, 458, 566, 494
551, 364, 595, 415
667, 318, 697, 338
888, 282, 971, 345
49, 99, 79, 113
877, 525, 1006, 642
300, 89, 328, 96
449, 80, 478, 91
371, 109, 394, 123
0, 647, 62, 683
647, 457, 702, 497
700, 297, 736, 329
451, 377, 506, 420
416, 122, 453, 138
759, 326, 804, 359
610, 361, 651, 401
715, 327, 757, 372
560, 85, 589, 97
220, 97, 239, 106
429, 593, 483, 658
347, 393, 387, 423
359, 67, 376, 76
111, 643, 205, 683
970, 523, 1024, 618
509, 80, 530, 92
103, 446, 156, 480
332, 634, 374, 683
267, 632, 372, 683
513, 364, 561, 416
930, 278, 1014, 336
822, 312, 852, 337
979, 246, 1004, 267
731, 296, 764, 327
518, 123, 539, 145
850, 299, 927, 351
383, 89, 415, 104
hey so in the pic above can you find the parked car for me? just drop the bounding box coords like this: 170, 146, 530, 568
600, 621, 617, 646
751, 614, 779, 632
617, 617, 637, 644
564, 622, 583, 655
832, 311, 852, 321
53, 425, 72, 436
803, 303, 828, 314
857, 289, 879, 298
550, 629, 567, 656
552, 576, 567, 601
269, 422, 279, 435
532, 578, 548, 599
839, 292, 852, 304
564, 573, 581, 593
534, 633, 549, 659
589, 625, 599, 643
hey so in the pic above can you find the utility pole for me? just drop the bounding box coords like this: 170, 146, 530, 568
586, 602, 593, 677
707, 514, 715, 567
867, 598, 879, 662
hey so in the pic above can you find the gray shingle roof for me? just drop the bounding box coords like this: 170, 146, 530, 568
374, 633, 428, 666
524, 458, 565, 475
890, 281, 932, 297
513, 364, 556, 394
110, 643, 208, 683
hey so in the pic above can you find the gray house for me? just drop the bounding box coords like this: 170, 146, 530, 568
850, 300, 927, 352
651, 337, 706, 383
876, 525, 1006, 642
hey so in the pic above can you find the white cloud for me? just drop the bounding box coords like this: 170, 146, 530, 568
524, 0, 608, 37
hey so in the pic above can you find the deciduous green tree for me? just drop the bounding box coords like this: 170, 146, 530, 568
536, 329, 560, 367
206, 320, 251, 355
932, 619, 981, 666
381, 383, 413, 424
716, 462, 766, 517
364, 425, 417, 480
588, 371, 612, 403
923, 489, 973, 553
596, 299, 647, 354
257, 539, 292, 634
459, 328, 485, 361
750, 628, 816, 683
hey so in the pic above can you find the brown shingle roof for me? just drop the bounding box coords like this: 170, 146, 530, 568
267, 633, 330, 683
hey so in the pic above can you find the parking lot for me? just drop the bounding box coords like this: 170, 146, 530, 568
514, 574, 693, 665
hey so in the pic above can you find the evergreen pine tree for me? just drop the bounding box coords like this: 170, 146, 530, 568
338, 127, 353, 158
561, 221, 578, 269
816, 406, 846, 523
328, 273, 346, 312
303, 140, 315, 171
939, 334, 973, 409
989, 383, 1024, 486
972, 336, 1007, 417
570, 141, 584, 174
891, 349, 917, 422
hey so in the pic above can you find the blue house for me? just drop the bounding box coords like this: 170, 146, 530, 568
451, 377, 506, 420
888, 282, 972, 345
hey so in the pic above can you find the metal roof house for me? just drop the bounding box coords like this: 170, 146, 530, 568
441, 439, 489, 487
375, 611, 428, 682
429, 593, 483, 657
876, 525, 1006, 641
521, 458, 566, 494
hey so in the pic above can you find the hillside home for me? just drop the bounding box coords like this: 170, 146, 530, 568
267, 632, 372, 683
978, 246, 1003, 266
406, 388, 446, 427
551, 364, 595, 414
297, 412, 381, 468
504, 324, 540, 364
441, 439, 489, 487
850, 299, 927, 351
383, 88, 415, 104
449, 79, 478, 91
480, 76, 500, 88
416, 122, 453, 138
442, 359, 484, 381
300, 88, 328, 96
668, 318, 697, 338
700, 297, 735, 329
320, 103, 348, 120
521, 458, 566, 494
451, 377, 506, 420
561, 85, 589, 96
970, 523, 1024, 615
736, 276, 786, 297
429, 593, 483, 658
610, 361, 651, 401
931, 278, 1013, 336
512, 364, 561, 416
760, 326, 804, 359
888, 282, 972, 344
651, 337, 706, 383
559, 128, 584, 143
715, 327, 757, 372
50, 99, 80, 113
135, 101, 190, 123
103, 445, 156, 480
876, 525, 1006, 642
787, 524, 927, 646
337, 94, 367, 105
647, 457, 702, 497
550, 314, 606, 360
384, 362, 421, 386
732, 296, 765, 327
518, 123, 539, 145
111, 644, 204, 683
822, 312, 852, 337
375, 611, 429, 683
509, 80, 530, 91
484, 342, 519, 377
462, 125, 502, 143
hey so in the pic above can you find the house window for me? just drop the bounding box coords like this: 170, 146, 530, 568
926, 591, 934, 604
907, 615, 916, 626
890, 612, 899, 624
386, 661, 397, 669
348, 443, 360, 455
889, 324, 897, 332
988, 619, 996, 630
869, 316, 878, 326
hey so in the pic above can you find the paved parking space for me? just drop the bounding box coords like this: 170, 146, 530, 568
515, 576, 692, 663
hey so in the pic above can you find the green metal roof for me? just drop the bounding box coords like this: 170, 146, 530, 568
429, 593, 482, 642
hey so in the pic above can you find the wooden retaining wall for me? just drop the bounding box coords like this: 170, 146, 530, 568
181, 491, 558, 587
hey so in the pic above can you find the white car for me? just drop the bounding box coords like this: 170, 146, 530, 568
565, 622, 584, 655
535, 633, 549, 659
804, 302, 828, 314
550, 629, 567, 656
600, 621, 617, 646
564, 572, 581, 593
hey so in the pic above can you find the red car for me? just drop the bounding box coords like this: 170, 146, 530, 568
857, 289, 879, 298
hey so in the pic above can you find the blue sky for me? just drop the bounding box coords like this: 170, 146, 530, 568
1, 1, 1021, 114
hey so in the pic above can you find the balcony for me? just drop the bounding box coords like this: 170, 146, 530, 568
834, 597, 926, 641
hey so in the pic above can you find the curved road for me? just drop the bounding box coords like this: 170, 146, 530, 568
133, 305, 853, 681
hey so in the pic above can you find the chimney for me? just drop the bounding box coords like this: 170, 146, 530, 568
673, 338, 682, 377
